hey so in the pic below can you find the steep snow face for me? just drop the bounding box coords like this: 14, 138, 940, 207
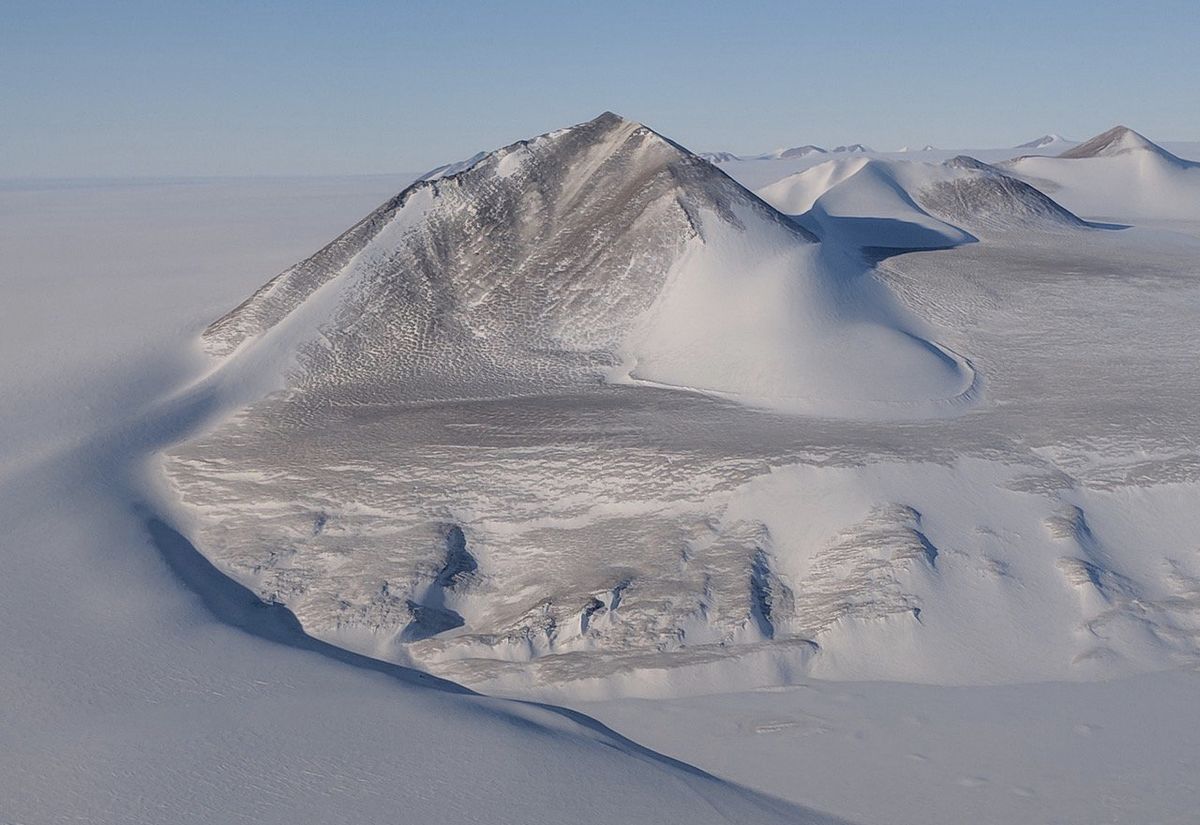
1006, 126, 1200, 224
757, 156, 1086, 250
201, 111, 970, 417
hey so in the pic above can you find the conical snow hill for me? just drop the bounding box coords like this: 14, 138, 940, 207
1057, 125, 1184, 163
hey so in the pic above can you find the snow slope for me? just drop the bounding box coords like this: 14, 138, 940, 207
0, 177, 834, 824
1006, 125, 1200, 224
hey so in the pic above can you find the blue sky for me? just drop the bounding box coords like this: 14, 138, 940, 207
3, 0, 1197, 177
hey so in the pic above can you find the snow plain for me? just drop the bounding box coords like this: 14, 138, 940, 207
4, 118, 1200, 825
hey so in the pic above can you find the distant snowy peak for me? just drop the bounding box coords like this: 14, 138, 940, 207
750, 145, 828, 160
1058, 125, 1189, 165
758, 143, 869, 158
1005, 125, 1200, 222
698, 151, 741, 163
1015, 134, 1069, 150
779, 144, 827, 158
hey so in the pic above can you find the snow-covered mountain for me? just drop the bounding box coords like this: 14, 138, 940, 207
170, 113, 987, 691
757, 154, 1087, 250
748, 145, 828, 160
164, 114, 1200, 699
1057, 125, 1182, 161
203, 112, 969, 415
1015, 133, 1070, 150
779, 144, 828, 158
832, 143, 872, 153
1005, 125, 1200, 222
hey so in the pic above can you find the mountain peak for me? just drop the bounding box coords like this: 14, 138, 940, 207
779, 144, 827, 158
1058, 125, 1180, 163
203, 111, 815, 361
420, 112, 660, 182
589, 110, 634, 129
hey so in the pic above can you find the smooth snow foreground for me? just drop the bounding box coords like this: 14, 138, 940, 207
162, 115, 1200, 696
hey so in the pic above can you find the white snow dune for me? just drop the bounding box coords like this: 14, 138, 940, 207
0, 179, 836, 824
